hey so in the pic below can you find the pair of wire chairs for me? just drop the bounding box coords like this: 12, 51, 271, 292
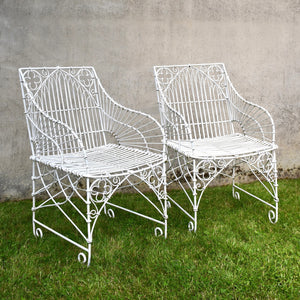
19, 64, 279, 266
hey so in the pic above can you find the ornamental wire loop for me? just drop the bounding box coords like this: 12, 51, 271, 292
154, 63, 279, 231
19, 66, 168, 266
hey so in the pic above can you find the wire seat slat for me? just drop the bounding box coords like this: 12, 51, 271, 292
167, 133, 277, 159
34, 144, 162, 178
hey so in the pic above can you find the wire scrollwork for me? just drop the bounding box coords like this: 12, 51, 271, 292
90, 177, 121, 203
233, 190, 240, 200
138, 166, 164, 191
268, 209, 278, 224
195, 159, 225, 190
155, 66, 179, 89
77, 68, 95, 89
35, 227, 43, 238
154, 227, 163, 237
106, 208, 115, 218
78, 252, 87, 264
89, 177, 123, 220
207, 64, 226, 86
244, 152, 276, 183
188, 221, 194, 232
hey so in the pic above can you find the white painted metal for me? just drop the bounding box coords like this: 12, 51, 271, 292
154, 63, 279, 231
19, 66, 167, 266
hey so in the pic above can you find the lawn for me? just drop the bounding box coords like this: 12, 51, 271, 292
0, 179, 299, 299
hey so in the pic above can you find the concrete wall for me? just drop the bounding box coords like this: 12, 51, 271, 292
1, 0, 299, 200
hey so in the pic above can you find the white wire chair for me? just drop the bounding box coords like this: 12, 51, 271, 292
19, 66, 167, 266
154, 63, 279, 232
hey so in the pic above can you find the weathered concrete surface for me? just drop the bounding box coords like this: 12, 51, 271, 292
0, 0, 299, 200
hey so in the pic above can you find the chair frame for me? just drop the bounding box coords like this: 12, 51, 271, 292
154, 63, 279, 231
19, 66, 167, 266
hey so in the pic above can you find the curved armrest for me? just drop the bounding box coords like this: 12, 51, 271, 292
26, 110, 87, 164
160, 99, 193, 142
227, 83, 276, 144
97, 80, 164, 154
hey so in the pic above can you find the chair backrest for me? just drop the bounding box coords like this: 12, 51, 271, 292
19, 67, 107, 156
154, 63, 234, 140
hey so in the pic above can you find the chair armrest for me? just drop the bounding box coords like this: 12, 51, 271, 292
227, 84, 276, 144
160, 100, 193, 142
26, 110, 87, 164
97, 81, 164, 154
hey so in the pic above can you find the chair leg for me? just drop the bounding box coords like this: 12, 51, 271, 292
193, 159, 233, 231
232, 162, 240, 200
31, 161, 44, 239
168, 156, 199, 232
236, 151, 279, 223
190, 159, 198, 232
86, 178, 92, 266
188, 159, 215, 232
89, 171, 168, 241
76, 178, 93, 266
146, 162, 168, 238
30, 163, 100, 266
252, 150, 279, 223
269, 151, 279, 223
163, 160, 168, 238
32, 161, 37, 237
168, 157, 231, 232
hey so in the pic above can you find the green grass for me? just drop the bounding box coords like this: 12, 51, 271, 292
0, 179, 299, 299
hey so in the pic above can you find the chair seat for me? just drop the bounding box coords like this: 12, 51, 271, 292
167, 133, 277, 159
32, 144, 163, 178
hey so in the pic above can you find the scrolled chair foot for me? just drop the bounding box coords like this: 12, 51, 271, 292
268, 209, 278, 224
34, 227, 43, 238
233, 190, 240, 200
78, 252, 87, 264
107, 208, 115, 218
154, 227, 163, 237
188, 221, 195, 232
